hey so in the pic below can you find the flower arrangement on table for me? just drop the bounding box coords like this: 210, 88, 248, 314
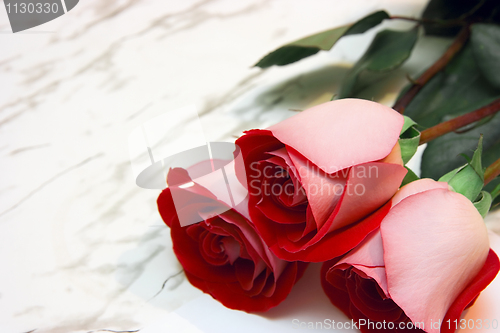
156, 1, 500, 332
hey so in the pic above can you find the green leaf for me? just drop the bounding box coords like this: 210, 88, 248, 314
399, 127, 421, 164
474, 191, 492, 218
254, 46, 322, 68
401, 115, 418, 134
399, 116, 420, 165
338, 26, 419, 98
470, 134, 484, 180
401, 166, 420, 187
254, 11, 389, 68
471, 23, 500, 90
438, 165, 464, 183
444, 164, 483, 201
436, 137, 485, 202
404, 43, 500, 128
421, 113, 500, 180
343, 11, 390, 36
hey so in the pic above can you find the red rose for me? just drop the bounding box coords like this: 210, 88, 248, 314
321, 179, 500, 333
157, 168, 308, 312
235, 99, 407, 262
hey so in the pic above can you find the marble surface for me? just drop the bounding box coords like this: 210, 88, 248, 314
1, 0, 499, 332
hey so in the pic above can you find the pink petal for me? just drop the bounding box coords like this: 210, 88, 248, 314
337, 230, 385, 267
267, 147, 301, 181
327, 162, 407, 231
381, 188, 490, 333
336, 230, 389, 296
391, 178, 449, 208
288, 148, 346, 228
270, 162, 405, 257
216, 210, 267, 262
221, 237, 241, 264
378, 141, 403, 165
268, 99, 404, 174
269, 201, 392, 262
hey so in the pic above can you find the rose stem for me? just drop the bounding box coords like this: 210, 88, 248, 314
392, 25, 470, 114
419, 98, 500, 145
485, 158, 500, 186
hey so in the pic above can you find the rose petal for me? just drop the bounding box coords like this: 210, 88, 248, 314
381, 188, 490, 333
346, 271, 402, 322
378, 141, 403, 165
321, 262, 418, 333
268, 99, 404, 174
185, 262, 306, 313
442, 232, 500, 333
327, 162, 407, 231
256, 175, 307, 224
221, 237, 240, 264
391, 178, 449, 208
337, 230, 385, 268
336, 230, 388, 296
270, 200, 392, 262
288, 147, 346, 228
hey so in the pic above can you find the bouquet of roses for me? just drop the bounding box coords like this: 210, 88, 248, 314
156, 1, 500, 332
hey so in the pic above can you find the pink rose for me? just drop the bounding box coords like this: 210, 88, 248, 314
321, 179, 500, 333
157, 168, 308, 312
236, 99, 407, 262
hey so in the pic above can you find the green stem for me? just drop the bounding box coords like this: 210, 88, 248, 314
485, 158, 500, 186
419, 98, 500, 144
392, 25, 470, 114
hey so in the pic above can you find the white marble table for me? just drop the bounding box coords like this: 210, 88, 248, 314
1, 0, 499, 332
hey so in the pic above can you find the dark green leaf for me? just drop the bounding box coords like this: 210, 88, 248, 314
421, 0, 500, 37
471, 23, 500, 89
421, 113, 500, 180
254, 11, 389, 68
254, 46, 322, 68
490, 181, 500, 200
338, 26, 419, 98
404, 43, 500, 128
401, 166, 419, 187
474, 191, 492, 217
343, 11, 390, 36
488, 178, 500, 209
422, 0, 482, 36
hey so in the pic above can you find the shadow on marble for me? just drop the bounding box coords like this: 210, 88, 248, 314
226, 63, 413, 134
115, 219, 201, 313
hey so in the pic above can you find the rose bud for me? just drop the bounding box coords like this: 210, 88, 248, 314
235, 98, 407, 262
157, 168, 308, 312
321, 179, 500, 333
